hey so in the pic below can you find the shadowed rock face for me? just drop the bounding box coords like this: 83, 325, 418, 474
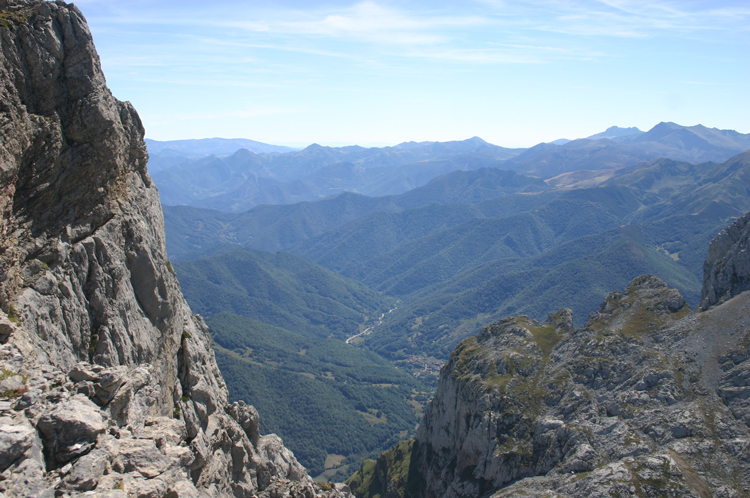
0, 1, 348, 496
700, 211, 750, 310
348, 214, 750, 498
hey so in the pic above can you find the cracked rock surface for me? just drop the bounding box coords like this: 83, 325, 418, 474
0, 1, 350, 496
700, 211, 750, 310
350, 214, 750, 498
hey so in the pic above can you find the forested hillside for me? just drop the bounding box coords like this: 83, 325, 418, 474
168, 151, 748, 367
163, 132, 750, 482
173, 247, 394, 340
172, 249, 427, 477
209, 313, 425, 479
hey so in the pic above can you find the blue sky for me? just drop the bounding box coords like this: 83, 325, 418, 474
76, 0, 749, 147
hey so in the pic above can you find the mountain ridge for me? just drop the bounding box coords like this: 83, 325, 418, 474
163, 151, 748, 366
146, 137, 297, 156
348, 212, 750, 497
151, 123, 749, 210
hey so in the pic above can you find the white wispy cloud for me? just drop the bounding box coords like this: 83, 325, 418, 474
532, 0, 750, 38
223, 2, 489, 46
88, 0, 750, 70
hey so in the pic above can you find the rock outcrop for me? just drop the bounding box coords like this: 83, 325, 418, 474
349, 215, 750, 497
0, 1, 346, 496
700, 211, 750, 310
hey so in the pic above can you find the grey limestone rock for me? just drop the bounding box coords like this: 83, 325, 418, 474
0, 1, 344, 496
0, 417, 37, 471
700, 210, 750, 310
36, 394, 105, 464
399, 271, 750, 497
228, 400, 261, 444
61, 448, 107, 491
111, 438, 171, 479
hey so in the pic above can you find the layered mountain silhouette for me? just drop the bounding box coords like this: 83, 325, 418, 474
152, 137, 521, 209
166, 149, 750, 365
145, 137, 297, 174
150, 123, 749, 211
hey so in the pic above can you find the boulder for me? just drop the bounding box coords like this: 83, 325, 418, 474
62, 448, 108, 491
112, 438, 171, 478
68, 362, 101, 383
36, 395, 106, 464
0, 418, 37, 471
94, 366, 128, 406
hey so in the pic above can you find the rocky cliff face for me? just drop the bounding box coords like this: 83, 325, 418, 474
700, 211, 750, 311
349, 213, 750, 497
0, 1, 346, 496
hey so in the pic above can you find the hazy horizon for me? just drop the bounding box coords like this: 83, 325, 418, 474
78, 0, 749, 147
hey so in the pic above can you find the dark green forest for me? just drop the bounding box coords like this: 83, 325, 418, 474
208, 313, 425, 477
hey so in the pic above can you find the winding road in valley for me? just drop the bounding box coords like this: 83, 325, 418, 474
346, 306, 398, 344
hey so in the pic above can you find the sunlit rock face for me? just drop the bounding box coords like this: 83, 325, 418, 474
700, 211, 750, 310
0, 1, 348, 496
348, 213, 750, 498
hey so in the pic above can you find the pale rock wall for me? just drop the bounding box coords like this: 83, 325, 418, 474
0, 1, 343, 496
409, 273, 750, 497
700, 211, 750, 310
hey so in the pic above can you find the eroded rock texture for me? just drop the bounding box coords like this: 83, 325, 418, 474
0, 1, 346, 496
700, 211, 750, 310
349, 215, 750, 498
405, 278, 750, 497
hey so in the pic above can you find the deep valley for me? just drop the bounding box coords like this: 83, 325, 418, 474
157, 127, 750, 484
1, 2, 748, 496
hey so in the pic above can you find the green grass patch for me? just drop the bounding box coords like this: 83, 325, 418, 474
0, 9, 31, 29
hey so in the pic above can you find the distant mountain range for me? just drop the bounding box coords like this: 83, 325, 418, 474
158, 126, 750, 483
146, 137, 297, 157
151, 137, 522, 210
145, 138, 298, 174
165, 149, 750, 364
504, 122, 750, 177
148, 123, 749, 212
